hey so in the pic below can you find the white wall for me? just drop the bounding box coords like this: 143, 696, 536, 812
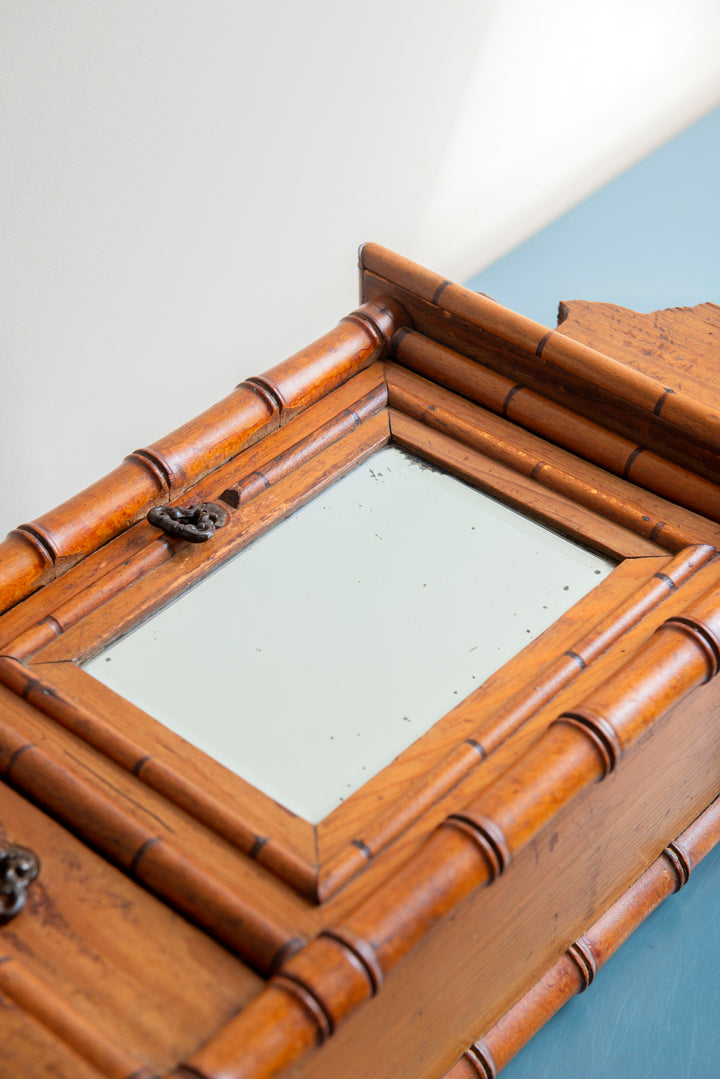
2, 1, 719, 539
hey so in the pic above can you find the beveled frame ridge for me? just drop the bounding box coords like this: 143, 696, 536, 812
0, 296, 403, 617
4, 242, 720, 618
384, 356, 720, 551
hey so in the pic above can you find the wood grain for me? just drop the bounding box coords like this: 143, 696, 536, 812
0, 364, 387, 662
0, 651, 319, 900
178, 663, 720, 1079
0, 781, 261, 1077
386, 361, 720, 549
33, 659, 319, 896
317, 546, 716, 901
4, 246, 720, 1079
0, 999, 109, 1079
390, 410, 665, 559
361, 244, 720, 484
171, 570, 720, 1079
390, 327, 720, 523
32, 410, 390, 665
0, 685, 306, 972
0, 299, 400, 616
557, 299, 720, 411
444, 793, 720, 1078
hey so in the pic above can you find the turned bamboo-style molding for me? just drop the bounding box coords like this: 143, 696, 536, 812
168, 576, 720, 1079
5, 245, 720, 1078
444, 793, 720, 1079
0, 956, 156, 1079
8, 301, 716, 909
0, 707, 302, 975
361, 244, 720, 484
389, 410, 666, 560
318, 543, 717, 899
0, 384, 387, 667
385, 361, 720, 549
390, 329, 720, 523
0, 653, 318, 899
0, 364, 389, 658
0, 299, 403, 616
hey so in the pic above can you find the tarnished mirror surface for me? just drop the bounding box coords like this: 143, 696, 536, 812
85, 448, 613, 821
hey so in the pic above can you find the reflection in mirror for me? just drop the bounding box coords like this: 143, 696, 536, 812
84, 448, 614, 822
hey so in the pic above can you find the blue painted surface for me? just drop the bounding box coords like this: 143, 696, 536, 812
466, 107, 720, 327
464, 105, 720, 1079
501, 844, 720, 1079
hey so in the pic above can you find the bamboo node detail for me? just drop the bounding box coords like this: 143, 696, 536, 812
442, 813, 511, 881
659, 616, 720, 682
320, 928, 384, 995
271, 973, 334, 1042
465, 1042, 497, 1078
566, 938, 597, 990
9, 524, 58, 566
240, 376, 286, 416
552, 709, 621, 778
663, 841, 692, 890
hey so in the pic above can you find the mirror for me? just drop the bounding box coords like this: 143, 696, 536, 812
85, 447, 613, 821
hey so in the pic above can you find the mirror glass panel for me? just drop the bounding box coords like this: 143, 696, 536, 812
85, 447, 614, 821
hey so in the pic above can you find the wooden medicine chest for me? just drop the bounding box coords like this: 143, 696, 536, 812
2, 245, 720, 1079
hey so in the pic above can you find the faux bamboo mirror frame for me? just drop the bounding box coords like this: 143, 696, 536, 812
2, 245, 720, 1079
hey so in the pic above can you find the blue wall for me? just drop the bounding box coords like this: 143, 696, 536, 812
465, 105, 720, 1079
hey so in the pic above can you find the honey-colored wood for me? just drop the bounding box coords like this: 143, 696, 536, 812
557, 299, 720, 411
3, 350, 673, 908
33, 659, 319, 896
391, 328, 720, 522
0, 960, 156, 1079
180, 671, 720, 1079
0, 363, 388, 656
0, 683, 317, 963
3, 513, 706, 921
443, 793, 720, 1079
317, 546, 716, 901
0, 1000, 108, 1079
170, 570, 720, 1079
0, 646, 319, 900
5, 544, 714, 926
361, 245, 720, 483
386, 361, 720, 549
4, 245, 720, 1079
390, 410, 665, 559
4, 340, 686, 911
0, 782, 262, 1077
31, 410, 390, 666
0, 300, 400, 616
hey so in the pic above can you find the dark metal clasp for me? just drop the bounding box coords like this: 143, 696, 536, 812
0, 844, 40, 925
147, 502, 228, 543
